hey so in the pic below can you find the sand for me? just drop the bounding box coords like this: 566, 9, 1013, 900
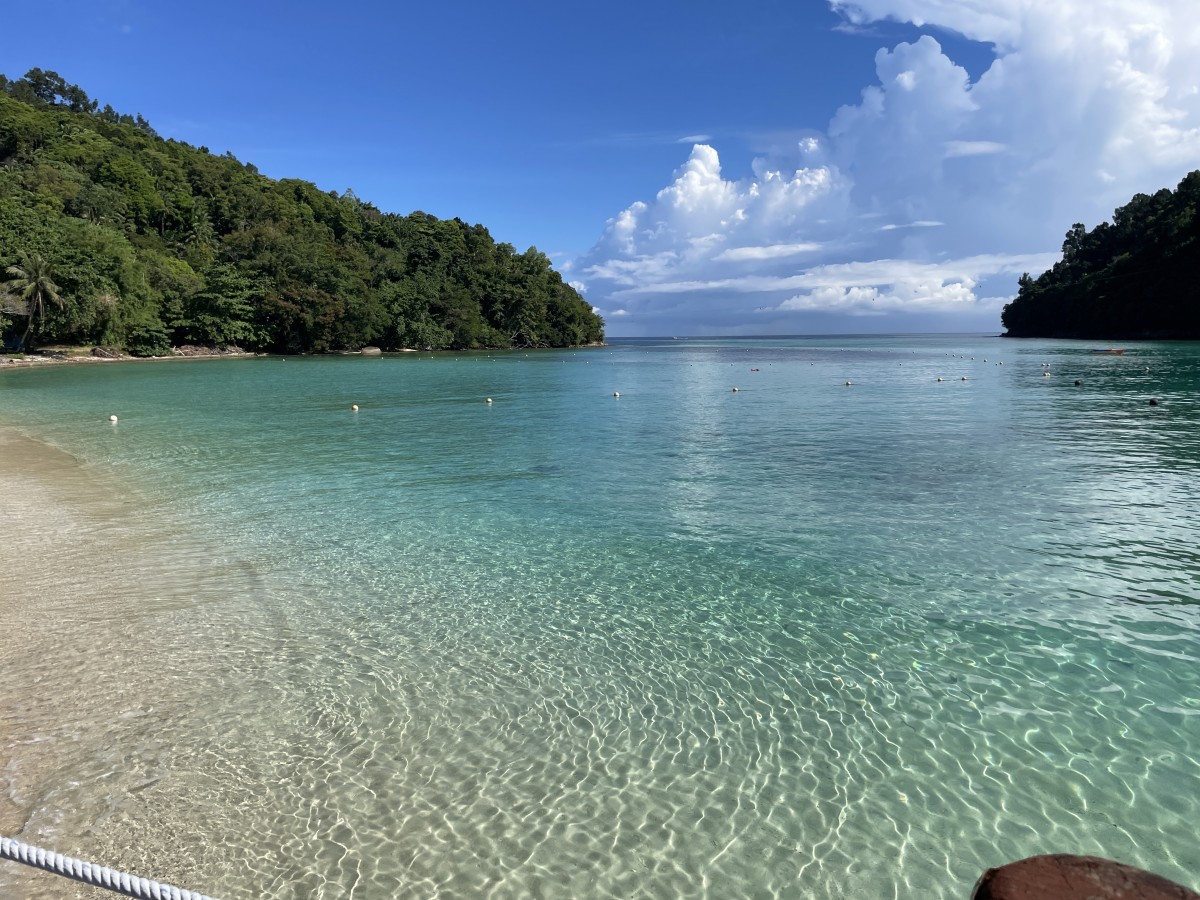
0, 425, 247, 897
0, 346, 259, 370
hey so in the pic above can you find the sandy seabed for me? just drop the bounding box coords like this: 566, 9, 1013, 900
0, 426, 248, 898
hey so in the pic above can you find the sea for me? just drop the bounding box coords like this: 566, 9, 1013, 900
0, 334, 1197, 900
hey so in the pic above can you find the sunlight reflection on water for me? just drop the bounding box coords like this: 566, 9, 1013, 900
1, 335, 1198, 899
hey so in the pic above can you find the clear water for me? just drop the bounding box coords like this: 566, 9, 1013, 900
1, 335, 1198, 899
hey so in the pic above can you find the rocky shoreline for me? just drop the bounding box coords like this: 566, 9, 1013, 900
0, 344, 260, 367
2, 341, 608, 368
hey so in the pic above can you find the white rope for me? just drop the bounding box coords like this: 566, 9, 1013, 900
1, 835, 221, 900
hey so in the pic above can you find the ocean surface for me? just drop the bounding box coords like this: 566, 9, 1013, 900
1, 334, 1198, 899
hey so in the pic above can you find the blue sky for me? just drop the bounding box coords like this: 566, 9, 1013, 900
5, 0, 1199, 336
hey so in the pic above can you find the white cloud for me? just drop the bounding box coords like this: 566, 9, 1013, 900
575, 0, 1200, 335
580, 143, 845, 292
943, 140, 1005, 157
829, 0, 1027, 49
880, 220, 943, 230
607, 253, 1054, 298
769, 254, 1056, 314
715, 242, 823, 262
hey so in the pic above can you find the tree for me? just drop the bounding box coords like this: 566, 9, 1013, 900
2, 250, 64, 349
1002, 171, 1200, 339
177, 263, 265, 347
0, 69, 604, 353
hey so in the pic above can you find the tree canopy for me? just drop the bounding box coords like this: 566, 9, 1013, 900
1001, 171, 1200, 339
2, 249, 62, 349
0, 68, 604, 354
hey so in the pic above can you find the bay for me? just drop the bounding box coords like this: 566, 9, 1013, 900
1, 334, 1198, 899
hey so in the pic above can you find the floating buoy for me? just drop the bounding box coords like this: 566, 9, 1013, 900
1043, 371, 1051, 377
485, 397, 493, 404
961, 376, 968, 381
351, 404, 359, 411
936, 377, 944, 382
732, 387, 740, 392
1074, 380, 1082, 386
1148, 398, 1159, 406
108, 414, 118, 424
613, 391, 620, 398
845, 381, 853, 386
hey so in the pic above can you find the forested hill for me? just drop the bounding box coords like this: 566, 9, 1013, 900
1001, 171, 1200, 339
0, 68, 604, 355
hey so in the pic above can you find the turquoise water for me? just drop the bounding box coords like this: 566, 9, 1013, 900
1, 335, 1198, 899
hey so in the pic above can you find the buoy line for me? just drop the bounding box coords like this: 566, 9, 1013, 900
0, 835, 221, 900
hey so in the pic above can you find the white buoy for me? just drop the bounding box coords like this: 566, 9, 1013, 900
732, 387, 740, 392
845, 381, 853, 386
351, 404, 359, 411
936, 377, 944, 382
108, 414, 118, 424
613, 391, 620, 398
485, 397, 493, 404
1043, 371, 1051, 377
961, 376, 968, 381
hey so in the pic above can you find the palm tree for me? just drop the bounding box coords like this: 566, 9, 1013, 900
2, 251, 63, 350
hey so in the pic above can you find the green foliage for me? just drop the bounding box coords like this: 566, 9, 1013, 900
0, 68, 603, 355
1002, 171, 1200, 339
2, 249, 64, 349
124, 315, 173, 357
176, 264, 265, 346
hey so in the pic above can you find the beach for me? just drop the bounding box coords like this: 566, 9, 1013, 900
0, 345, 260, 369
0, 425, 264, 898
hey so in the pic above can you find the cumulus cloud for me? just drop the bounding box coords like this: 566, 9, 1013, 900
768, 254, 1057, 314
575, 0, 1200, 335
578, 142, 846, 292
606, 252, 1055, 307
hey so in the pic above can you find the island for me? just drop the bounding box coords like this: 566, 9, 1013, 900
1001, 170, 1200, 339
0, 68, 604, 355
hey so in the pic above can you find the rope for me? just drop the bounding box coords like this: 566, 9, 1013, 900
1, 835, 221, 900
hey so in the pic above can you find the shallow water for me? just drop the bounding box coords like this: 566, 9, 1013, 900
1, 335, 1198, 899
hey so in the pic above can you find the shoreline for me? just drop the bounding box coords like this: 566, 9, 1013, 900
0, 340, 608, 370
0, 426, 119, 834
0, 425, 167, 835
0, 421, 258, 897
0, 345, 261, 369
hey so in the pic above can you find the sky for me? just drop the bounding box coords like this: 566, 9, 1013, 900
4, 0, 1199, 336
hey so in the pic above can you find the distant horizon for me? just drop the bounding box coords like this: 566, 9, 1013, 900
605, 331, 1005, 340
